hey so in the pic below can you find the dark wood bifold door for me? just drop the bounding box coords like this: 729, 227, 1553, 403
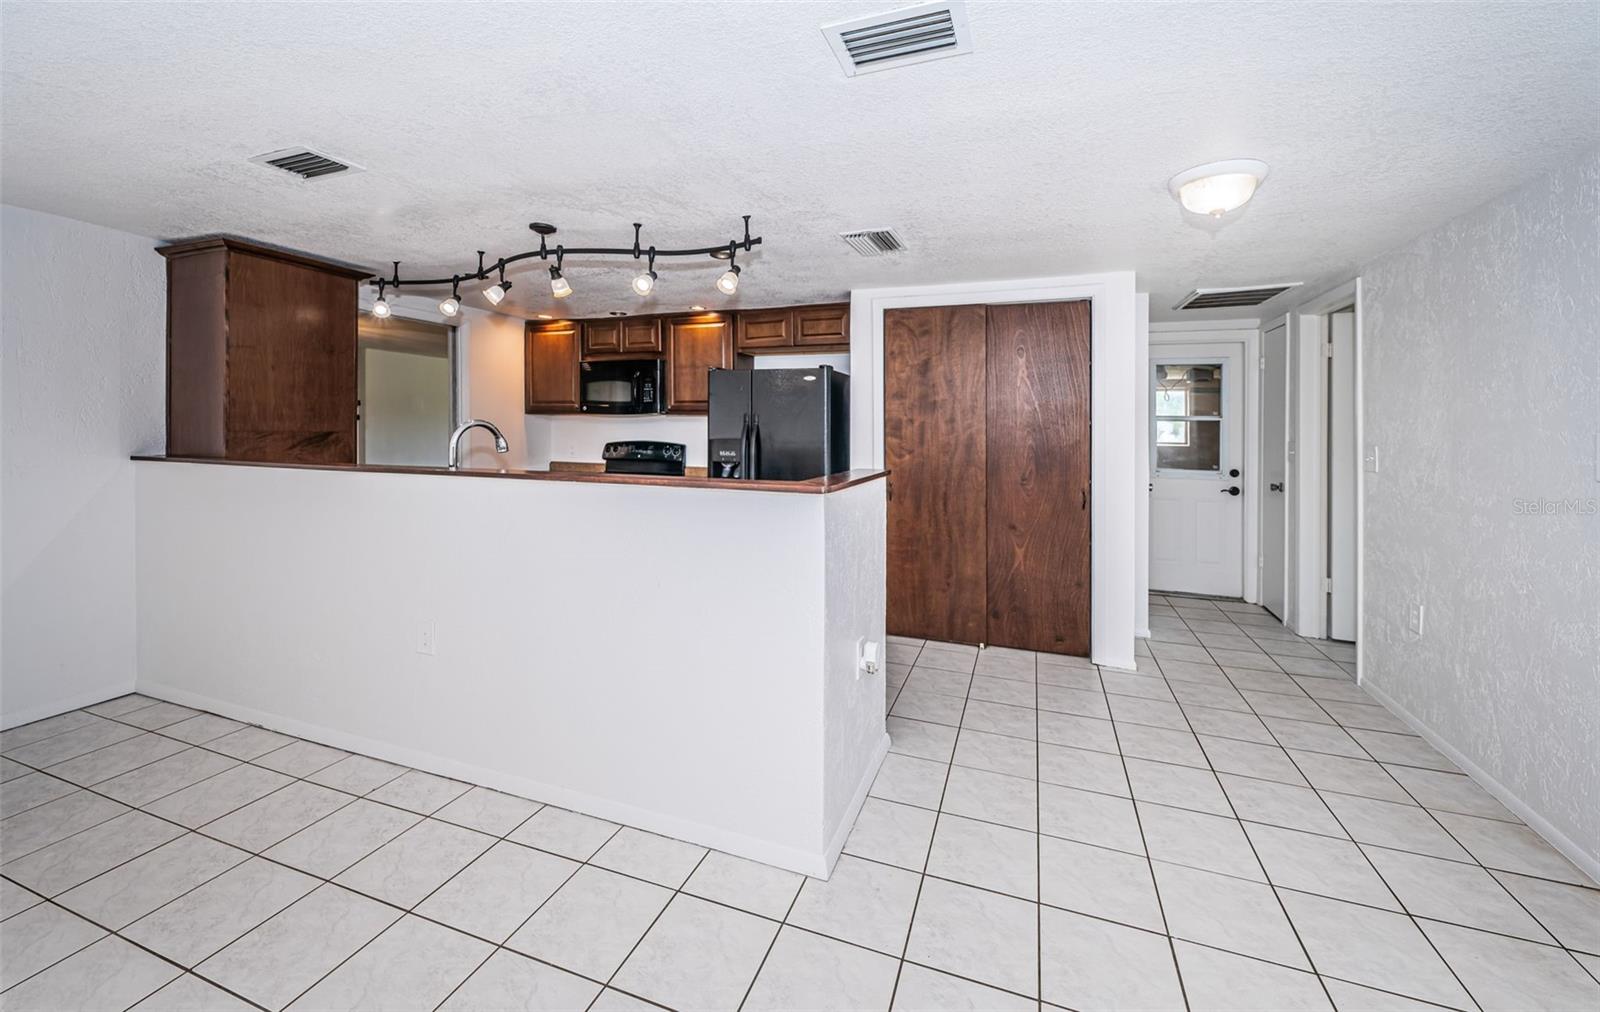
884, 306, 989, 646
884, 300, 1092, 655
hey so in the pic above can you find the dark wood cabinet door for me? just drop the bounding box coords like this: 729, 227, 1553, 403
665, 313, 732, 413
581, 319, 622, 357
985, 301, 1091, 655
793, 303, 850, 348
735, 309, 792, 351
525, 320, 581, 413
884, 306, 988, 645
620, 316, 662, 354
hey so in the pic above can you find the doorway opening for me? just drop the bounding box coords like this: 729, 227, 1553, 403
1149, 341, 1248, 598
357, 315, 458, 467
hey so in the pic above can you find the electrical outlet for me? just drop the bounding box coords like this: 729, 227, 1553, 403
857, 638, 881, 679
416, 620, 437, 656
1407, 602, 1424, 637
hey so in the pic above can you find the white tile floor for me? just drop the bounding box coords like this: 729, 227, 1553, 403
1, 594, 1597, 1010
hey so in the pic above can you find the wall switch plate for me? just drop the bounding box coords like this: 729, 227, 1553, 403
1364, 444, 1380, 473
416, 620, 437, 656
1407, 602, 1424, 637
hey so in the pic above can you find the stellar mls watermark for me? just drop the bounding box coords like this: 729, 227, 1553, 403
1511, 497, 1598, 516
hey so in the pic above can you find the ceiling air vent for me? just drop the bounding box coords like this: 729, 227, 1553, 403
822, 2, 973, 77
1174, 283, 1304, 310
839, 228, 907, 256
249, 147, 364, 180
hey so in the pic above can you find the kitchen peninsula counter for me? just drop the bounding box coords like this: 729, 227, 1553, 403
132, 455, 887, 876
133, 456, 885, 495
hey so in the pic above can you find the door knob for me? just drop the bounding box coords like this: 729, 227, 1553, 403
1269, 482, 1285, 492
1220, 486, 1241, 496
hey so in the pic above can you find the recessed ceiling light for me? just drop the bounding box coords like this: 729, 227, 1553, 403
534, 313, 553, 320
1169, 159, 1269, 217
690, 305, 706, 312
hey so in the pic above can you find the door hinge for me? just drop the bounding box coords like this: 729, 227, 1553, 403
1323, 342, 1334, 359
1323, 577, 1333, 592
1259, 357, 1266, 369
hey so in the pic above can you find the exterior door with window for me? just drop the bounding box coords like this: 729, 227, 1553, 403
1149, 345, 1246, 596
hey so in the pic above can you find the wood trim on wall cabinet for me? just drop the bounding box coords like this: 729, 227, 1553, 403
735, 309, 792, 350
620, 316, 663, 354
883, 305, 988, 645
792, 303, 850, 348
581, 319, 622, 357
525, 319, 582, 413
665, 313, 735, 414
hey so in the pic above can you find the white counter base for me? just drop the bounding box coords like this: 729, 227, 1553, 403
135, 460, 887, 876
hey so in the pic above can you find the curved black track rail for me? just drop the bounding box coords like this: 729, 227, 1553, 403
371, 215, 761, 289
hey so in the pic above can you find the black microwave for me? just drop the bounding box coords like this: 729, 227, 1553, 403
580, 359, 664, 414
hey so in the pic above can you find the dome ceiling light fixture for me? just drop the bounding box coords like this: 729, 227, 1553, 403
1168, 159, 1270, 218
367, 217, 762, 314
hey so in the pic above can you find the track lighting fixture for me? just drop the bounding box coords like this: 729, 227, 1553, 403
482, 263, 511, 306
372, 280, 392, 318
370, 217, 761, 305
716, 246, 742, 296
549, 250, 572, 299
438, 277, 462, 317
631, 248, 658, 296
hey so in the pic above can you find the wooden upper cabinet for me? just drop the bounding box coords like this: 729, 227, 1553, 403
665, 313, 733, 413
621, 316, 662, 354
159, 236, 366, 464
733, 303, 850, 353
793, 303, 850, 348
735, 309, 792, 351
525, 319, 582, 413
581, 319, 622, 357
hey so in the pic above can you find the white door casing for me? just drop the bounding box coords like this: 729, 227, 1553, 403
1150, 343, 1245, 597
1261, 321, 1290, 619
1328, 308, 1358, 640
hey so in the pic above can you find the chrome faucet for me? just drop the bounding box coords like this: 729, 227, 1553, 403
447, 419, 509, 470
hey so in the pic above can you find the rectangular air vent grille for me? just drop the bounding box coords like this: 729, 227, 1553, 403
823, 2, 972, 77
839, 228, 907, 256
249, 147, 364, 180
1174, 283, 1304, 310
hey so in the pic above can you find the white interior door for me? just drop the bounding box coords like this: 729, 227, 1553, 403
1328, 309, 1358, 639
1150, 345, 1245, 597
1261, 321, 1289, 619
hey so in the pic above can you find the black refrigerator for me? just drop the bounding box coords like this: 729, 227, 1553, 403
707, 367, 849, 481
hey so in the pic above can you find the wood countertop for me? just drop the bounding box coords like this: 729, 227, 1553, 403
133, 456, 887, 495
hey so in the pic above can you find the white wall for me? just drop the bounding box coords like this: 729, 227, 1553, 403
360, 348, 451, 467
456, 308, 528, 470
1357, 148, 1599, 875
850, 273, 1140, 669
1, 205, 163, 727
136, 460, 886, 874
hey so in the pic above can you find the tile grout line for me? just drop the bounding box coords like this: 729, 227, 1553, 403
1178, 603, 1486, 1012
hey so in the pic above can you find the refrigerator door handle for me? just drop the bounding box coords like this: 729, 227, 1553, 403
739, 413, 752, 479
748, 413, 761, 480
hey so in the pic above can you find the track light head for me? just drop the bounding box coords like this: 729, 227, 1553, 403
481, 264, 511, 306
439, 278, 462, 317
549, 265, 572, 299
631, 271, 657, 296
716, 263, 742, 295
372, 281, 392, 318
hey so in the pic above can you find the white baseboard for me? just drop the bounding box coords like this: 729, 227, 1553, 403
822, 733, 889, 877
1, 682, 137, 731
1361, 680, 1599, 885
140, 680, 841, 878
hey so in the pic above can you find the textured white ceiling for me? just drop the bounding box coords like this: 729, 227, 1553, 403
2, 1, 1595, 321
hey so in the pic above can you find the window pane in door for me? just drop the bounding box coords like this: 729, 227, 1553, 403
1155, 364, 1222, 417
1156, 419, 1220, 471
